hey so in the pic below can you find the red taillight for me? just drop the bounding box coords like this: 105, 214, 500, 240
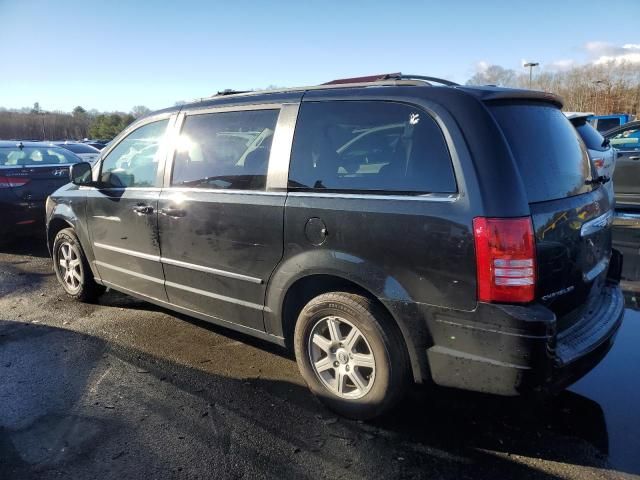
592, 158, 604, 169
0, 176, 30, 188
473, 217, 536, 303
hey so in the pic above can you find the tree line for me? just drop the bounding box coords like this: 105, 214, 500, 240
466, 60, 640, 115
0, 104, 151, 141
2, 62, 639, 142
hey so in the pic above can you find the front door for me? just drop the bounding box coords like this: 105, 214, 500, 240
158, 106, 287, 331
87, 116, 173, 301
610, 124, 640, 207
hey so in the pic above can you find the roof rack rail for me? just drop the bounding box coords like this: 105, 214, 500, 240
323, 73, 459, 87
393, 74, 459, 87
193, 73, 459, 105
216, 89, 252, 96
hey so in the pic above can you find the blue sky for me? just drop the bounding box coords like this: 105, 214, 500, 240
0, 0, 638, 112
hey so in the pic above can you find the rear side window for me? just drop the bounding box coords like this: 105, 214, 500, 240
574, 120, 607, 151
171, 109, 279, 190
0, 146, 80, 166
490, 104, 595, 203
288, 101, 456, 194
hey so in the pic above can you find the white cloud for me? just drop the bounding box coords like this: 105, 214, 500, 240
548, 59, 577, 71
475, 61, 489, 73
584, 42, 640, 65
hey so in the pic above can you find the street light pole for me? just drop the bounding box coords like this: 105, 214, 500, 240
524, 62, 539, 89
594, 79, 606, 114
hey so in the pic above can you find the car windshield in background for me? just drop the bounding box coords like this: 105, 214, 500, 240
0, 146, 81, 166
574, 120, 607, 151
596, 118, 620, 133
609, 126, 640, 150
490, 103, 595, 203
57, 143, 100, 154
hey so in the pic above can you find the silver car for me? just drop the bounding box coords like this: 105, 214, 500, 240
565, 112, 617, 204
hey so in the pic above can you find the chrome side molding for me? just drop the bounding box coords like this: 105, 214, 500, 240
93, 242, 262, 284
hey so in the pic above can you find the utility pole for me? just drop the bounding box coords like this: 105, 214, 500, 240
41, 113, 46, 140
594, 79, 606, 114
524, 62, 539, 89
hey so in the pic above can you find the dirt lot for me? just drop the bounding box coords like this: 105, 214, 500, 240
1, 219, 639, 480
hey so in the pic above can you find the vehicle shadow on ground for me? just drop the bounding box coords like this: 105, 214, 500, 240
0, 320, 623, 480
0, 262, 53, 297
0, 236, 49, 259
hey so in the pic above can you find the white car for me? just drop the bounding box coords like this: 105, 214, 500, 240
565, 112, 617, 203
54, 142, 101, 164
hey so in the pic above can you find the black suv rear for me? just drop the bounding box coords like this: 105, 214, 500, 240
46, 75, 624, 419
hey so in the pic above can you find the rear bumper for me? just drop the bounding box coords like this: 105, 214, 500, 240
0, 200, 45, 238
424, 282, 624, 396
550, 285, 624, 391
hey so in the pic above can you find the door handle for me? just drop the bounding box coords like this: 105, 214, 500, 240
132, 205, 154, 215
629, 156, 640, 161
160, 207, 187, 218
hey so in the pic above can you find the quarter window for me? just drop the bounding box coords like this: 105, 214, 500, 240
100, 119, 169, 188
171, 109, 279, 190
288, 101, 456, 194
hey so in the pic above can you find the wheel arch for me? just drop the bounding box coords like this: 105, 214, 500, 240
270, 269, 430, 384
47, 216, 75, 255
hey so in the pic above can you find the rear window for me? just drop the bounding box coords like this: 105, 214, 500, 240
59, 143, 99, 154
0, 146, 80, 166
574, 120, 607, 151
490, 103, 595, 203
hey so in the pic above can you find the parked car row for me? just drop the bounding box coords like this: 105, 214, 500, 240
54, 141, 102, 164
39, 74, 625, 419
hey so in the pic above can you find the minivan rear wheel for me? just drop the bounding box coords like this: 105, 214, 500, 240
294, 292, 409, 420
53, 228, 105, 302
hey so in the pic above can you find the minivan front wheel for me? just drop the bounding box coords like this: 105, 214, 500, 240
53, 228, 105, 302
294, 292, 409, 419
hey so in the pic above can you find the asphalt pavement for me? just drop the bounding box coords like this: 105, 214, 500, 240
0, 217, 639, 480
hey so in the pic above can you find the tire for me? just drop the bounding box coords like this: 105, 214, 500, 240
52, 228, 105, 302
294, 292, 410, 420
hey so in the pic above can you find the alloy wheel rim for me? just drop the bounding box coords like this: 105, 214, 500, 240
308, 315, 376, 399
57, 242, 82, 293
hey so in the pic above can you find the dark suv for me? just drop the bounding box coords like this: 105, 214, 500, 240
46, 75, 624, 419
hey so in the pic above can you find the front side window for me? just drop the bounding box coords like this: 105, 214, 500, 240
609, 126, 640, 151
100, 119, 169, 188
171, 109, 279, 190
288, 101, 456, 194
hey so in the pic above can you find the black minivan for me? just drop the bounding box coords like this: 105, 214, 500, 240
46, 75, 624, 419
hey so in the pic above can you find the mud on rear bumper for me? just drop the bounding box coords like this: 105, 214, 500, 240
424, 283, 625, 396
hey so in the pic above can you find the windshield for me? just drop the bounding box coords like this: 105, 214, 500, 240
490, 103, 595, 203
0, 146, 81, 166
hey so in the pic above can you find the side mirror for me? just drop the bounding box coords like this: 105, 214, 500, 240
70, 162, 93, 185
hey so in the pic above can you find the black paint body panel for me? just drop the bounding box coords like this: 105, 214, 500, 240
45, 83, 623, 395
